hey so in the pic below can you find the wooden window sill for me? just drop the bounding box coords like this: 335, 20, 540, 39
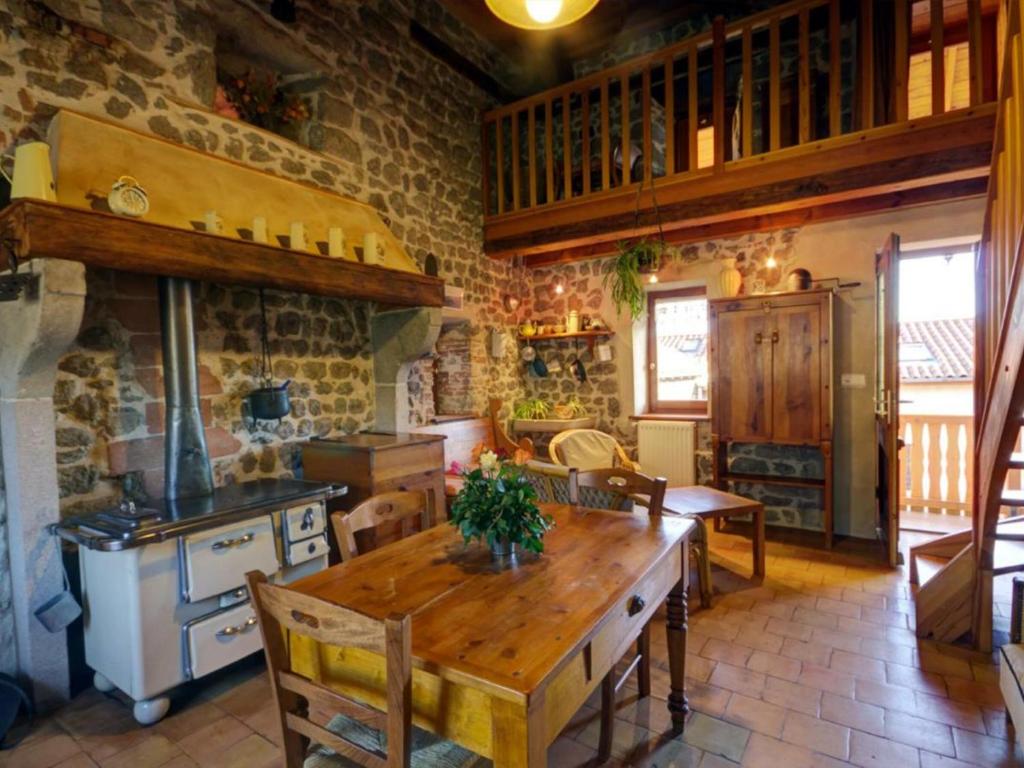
629, 413, 711, 422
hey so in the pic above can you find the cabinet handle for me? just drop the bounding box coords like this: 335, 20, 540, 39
628, 595, 646, 617
217, 615, 257, 637
300, 508, 315, 531
212, 532, 255, 551
771, 331, 779, 344
754, 332, 763, 345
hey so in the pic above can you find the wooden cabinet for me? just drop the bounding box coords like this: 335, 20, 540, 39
709, 289, 834, 547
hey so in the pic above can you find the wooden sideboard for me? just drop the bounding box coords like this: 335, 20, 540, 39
709, 289, 834, 547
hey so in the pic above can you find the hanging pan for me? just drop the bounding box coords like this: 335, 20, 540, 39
245, 288, 292, 424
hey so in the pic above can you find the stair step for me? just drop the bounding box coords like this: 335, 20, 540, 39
994, 538, 1024, 575
1001, 488, 1024, 507
914, 554, 950, 588
1011, 453, 1024, 470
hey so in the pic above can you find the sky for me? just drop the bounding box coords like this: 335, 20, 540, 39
899, 252, 975, 321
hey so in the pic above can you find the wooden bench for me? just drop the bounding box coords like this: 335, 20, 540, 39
412, 399, 533, 501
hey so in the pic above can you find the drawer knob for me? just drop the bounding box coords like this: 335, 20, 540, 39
216, 615, 257, 638
212, 532, 255, 551
628, 595, 646, 617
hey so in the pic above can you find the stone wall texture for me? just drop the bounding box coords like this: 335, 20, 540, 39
0, 0, 526, 516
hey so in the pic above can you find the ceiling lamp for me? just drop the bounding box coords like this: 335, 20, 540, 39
485, 0, 600, 30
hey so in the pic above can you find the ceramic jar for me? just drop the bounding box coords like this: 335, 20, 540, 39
716, 257, 743, 298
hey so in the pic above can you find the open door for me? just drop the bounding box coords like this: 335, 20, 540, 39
876, 233, 902, 567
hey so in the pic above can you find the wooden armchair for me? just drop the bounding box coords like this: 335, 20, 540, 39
573, 468, 667, 763
549, 429, 640, 473
331, 490, 437, 562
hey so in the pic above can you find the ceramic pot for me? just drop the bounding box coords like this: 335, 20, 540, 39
716, 257, 743, 298
1, 141, 56, 201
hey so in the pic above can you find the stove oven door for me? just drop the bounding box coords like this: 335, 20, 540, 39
180, 517, 279, 603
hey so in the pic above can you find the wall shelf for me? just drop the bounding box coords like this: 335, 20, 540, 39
0, 200, 444, 307
513, 416, 596, 433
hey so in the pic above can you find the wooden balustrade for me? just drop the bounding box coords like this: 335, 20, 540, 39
900, 414, 974, 515
481, 0, 996, 222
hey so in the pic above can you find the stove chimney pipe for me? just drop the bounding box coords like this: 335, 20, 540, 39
159, 277, 213, 500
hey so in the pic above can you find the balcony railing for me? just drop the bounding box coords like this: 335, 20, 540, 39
901, 414, 974, 517
481, 0, 998, 247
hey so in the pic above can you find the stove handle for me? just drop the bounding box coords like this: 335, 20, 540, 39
211, 532, 255, 551
216, 615, 258, 638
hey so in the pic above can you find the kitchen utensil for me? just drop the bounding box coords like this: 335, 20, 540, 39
553, 324, 566, 334
532, 356, 549, 377
34, 532, 81, 633
0, 141, 56, 201
107, 176, 149, 217
596, 342, 613, 362
569, 355, 588, 382
520, 344, 536, 362
547, 358, 563, 373
519, 321, 537, 337
245, 288, 292, 426
566, 310, 580, 333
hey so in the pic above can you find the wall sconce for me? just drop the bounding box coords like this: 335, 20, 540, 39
552, 275, 566, 295
648, 274, 659, 284
502, 293, 520, 312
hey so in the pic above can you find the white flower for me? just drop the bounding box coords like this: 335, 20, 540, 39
479, 450, 500, 474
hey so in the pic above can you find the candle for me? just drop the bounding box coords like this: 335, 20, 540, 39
363, 232, 382, 265
328, 227, 345, 258
252, 216, 268, 244
203, 210, 222, 234
289, 222, 306, 251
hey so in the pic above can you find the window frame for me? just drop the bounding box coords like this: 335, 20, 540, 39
646, 286, 710, 416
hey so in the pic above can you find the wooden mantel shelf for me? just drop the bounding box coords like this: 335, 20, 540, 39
0, 200, 444, 308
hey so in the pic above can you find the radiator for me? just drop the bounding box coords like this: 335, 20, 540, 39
637, 421, 697, 486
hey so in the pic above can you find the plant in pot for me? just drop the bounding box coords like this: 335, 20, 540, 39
449, 446, 553, 562
552, 395, 587, 420
604, 176, 668, 320
513, 397, 550, 420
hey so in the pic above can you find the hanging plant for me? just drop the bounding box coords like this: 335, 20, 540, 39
604, 176, 668, 320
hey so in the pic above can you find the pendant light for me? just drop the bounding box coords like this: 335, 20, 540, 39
485, 0, 600, 30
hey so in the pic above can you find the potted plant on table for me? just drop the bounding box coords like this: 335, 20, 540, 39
449, 445, 553, 563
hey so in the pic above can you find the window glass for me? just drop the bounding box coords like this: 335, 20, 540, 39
648, 289, 709, 412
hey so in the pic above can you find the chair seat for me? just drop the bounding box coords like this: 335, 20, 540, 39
304, 714, 488, 768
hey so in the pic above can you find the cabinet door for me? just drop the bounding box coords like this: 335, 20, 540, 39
771, 303, 822, 443
713, 307, 772, 441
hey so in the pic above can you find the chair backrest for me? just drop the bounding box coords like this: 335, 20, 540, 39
246, 571, 412, 768
332, 490, 435, 561
412, 400, 534, 472
523, 461, 579, 505
575, 468, 667, 516
549, 429, 637, 472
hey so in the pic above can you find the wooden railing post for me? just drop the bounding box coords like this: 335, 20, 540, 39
600, 80, 611, 188
799, 7, 811, 144
582, 89, 592, 195
642, 68, 653, 182
931, 0, 946, 116
545, 100, 554, 203
742, 27, 753, 156
621, 73, 631, 184
829, 0, 841, 137
770, 18, 782, 150
528, 107, 538, 208
895, 0, 910, 123
563, 94, 572, 201
713, 16, 726, 166
511, 111, 521, 211
665, 57, 676, 175
860, 0, 875, 129
969, 0, 984, 105
482, 119, 491, 217
688, 46, 699, 169
496, 116, 505, 215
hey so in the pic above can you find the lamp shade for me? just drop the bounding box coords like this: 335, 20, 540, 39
485, 0, 600, 30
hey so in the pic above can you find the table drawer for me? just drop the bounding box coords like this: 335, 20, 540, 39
182, 517, 278, 603
286, 533, 330, 566
282, 501, 326, 544
185, 601, 261, 679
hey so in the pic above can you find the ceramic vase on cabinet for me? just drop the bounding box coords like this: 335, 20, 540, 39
716, 258, 743, 298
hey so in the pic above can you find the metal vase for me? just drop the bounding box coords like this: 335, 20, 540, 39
490, 537, 517, 563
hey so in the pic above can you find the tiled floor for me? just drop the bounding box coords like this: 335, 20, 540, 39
4, 523, 1023, 768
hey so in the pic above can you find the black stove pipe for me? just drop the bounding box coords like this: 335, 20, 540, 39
159, 277, 214, 500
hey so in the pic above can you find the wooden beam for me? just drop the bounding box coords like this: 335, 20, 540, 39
829, 0, 841, 137
582, 89, 592, 195
496, 116, 505, 215
968, 0, 984, 105
713, 16, 726, 166
0, 200, 445, 307
931, 0, 946, 115
517, 178, 989, 267
409, 21, 519, 103
482, 119, 491, 217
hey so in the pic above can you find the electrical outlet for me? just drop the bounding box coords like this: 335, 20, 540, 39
841, 373, 866, 388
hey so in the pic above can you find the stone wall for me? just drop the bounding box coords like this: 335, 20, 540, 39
0, 0, 526, 518
0, 419, 11, 677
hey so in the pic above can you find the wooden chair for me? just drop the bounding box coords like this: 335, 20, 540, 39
574, 468, 667, 763
522, 461, 579, 505
549, 429, 640, 472
246, 571, 482, 767
332, 490, 436, 562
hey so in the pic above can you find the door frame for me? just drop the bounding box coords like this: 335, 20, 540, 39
875, 234, 901, 567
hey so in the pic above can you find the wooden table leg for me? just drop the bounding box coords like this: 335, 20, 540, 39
666, 569, 689, 733
753, 505, 766, 580
492, 696, 546, 767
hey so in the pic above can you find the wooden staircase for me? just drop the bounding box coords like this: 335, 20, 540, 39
911, 0, 1024, 654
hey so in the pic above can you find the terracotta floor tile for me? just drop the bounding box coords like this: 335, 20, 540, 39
627, 733, 705, 768
884, 710, 956, 757
699, 753, 742, 768
815, 597, 861, 619
731, 628, 785, 655
919, 650, 975, 681
50, 757, 99, 768
202, 672, 272, 721
686, 680, 734, 718
692, 617, 742, 643
764, 618, 814, 643
983, 707, 1014, 740
208, 734, 279, 768
914, 691, 987, 733
944, 677, 1006, 709
836, 616, 888, 641
780, 710, 850, 760
841, 589, 887, 609
682, 713, 750, 763
176, 715, 252, 764
719, 610, 771, 634
156, 757, 199, 768
709, 663, 767, 698
859, 637, 916, 666
829, 649, 887, 682
790, 607, 839, 631
724, 694, 787, 738
886, 663, 948, 695
745, 650, 802, 683
547, 735, 598, 768
153, 699, 226, 743
687, 652, 719, 684
780, 637, 832, 668
750, 601, 797, 622
740, 732, 847, 768
760, 677, 822, 717
96, 734, 182, 768
701, 638, 754, 668
0, 733, 82, 768
797, 664, 856, 698
861, 606, 910, 629
951, 727, 1024, 768
810, 627, 864, 654
854, 678, 918, 714
849, 729, 921, 767
918, 752, 979, 768
820, 692, 885, 736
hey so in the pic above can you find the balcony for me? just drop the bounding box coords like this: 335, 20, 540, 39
481, 0, 999, 265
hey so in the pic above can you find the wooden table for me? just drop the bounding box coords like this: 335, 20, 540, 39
663, 486, 766, 580
287, 503, 695, 767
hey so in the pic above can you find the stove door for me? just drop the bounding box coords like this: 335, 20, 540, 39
181, 517, 278, 603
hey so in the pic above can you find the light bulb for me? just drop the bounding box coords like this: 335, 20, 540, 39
526, 0, 563, 23
554, 283, 564, 295
648, 274, 659, 284
766, 255, 778, 269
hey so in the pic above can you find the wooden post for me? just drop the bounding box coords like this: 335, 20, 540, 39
770, 18, 781, 150
860, 0, 874, 129
665, 58, 676, 175
545, 100, 554, 204
496, 116, 505, 215
895, 0, 909, 123
482, 119, 491, 217
713, 16, 726, 166
642, 68, 653, 182
563, 94, 572, 201
799, 7, 811, 144
621, 73, 631, 184
829, 0, 841, 137
743, 27, 753, 157
527, 107, 537, 208
931, 0, 945, 116
511, 110, 521, 211
582, 90, 592, 195
601, 80, 611, 189
968, 0, 983, 105
688, 46, 699, 169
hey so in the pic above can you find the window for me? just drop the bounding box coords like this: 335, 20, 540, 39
647, 287, 709, 414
